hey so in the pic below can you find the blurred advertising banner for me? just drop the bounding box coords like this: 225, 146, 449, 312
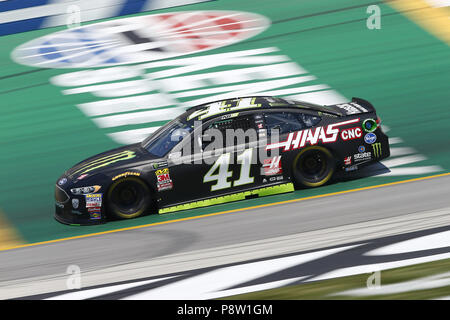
0, 0, 213, 35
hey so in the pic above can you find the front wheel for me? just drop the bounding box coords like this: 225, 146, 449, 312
107, 177, 152, 220
292, 146, 335, 188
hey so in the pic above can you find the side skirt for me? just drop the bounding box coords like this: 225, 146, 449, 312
158, 183, 294, 214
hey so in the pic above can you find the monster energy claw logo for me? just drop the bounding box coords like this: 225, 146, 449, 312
372, 143, 382, 157
73, 150, 136, 175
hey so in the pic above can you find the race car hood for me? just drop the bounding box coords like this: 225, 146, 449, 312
65, 143, 150, 180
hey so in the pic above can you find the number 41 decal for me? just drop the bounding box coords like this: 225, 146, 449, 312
203, 149, 254, 191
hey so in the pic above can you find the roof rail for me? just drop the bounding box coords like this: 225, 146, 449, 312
185, 96, 274, 112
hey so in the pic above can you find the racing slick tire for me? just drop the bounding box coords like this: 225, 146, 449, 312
292, 146, 335, 188
107, 177, 152, 220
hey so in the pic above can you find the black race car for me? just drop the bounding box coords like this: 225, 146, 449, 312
55, 96, 390, 225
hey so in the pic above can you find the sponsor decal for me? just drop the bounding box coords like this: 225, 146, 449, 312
187, 97, 262, 121
220, 113, 239, 120
266, 118, 360, 152
372, 142, 382, 158
269, 176, 284, 182
13, 11, 270, 68
71, 185, 101, 195
344, 156, 352, 166
152, 161, 168, 169
58, 178, 67, 186
335, 103, 367, 114
362, 118, 378, 133
77, 174, 88, 181
91, 213, 101, 220
155, 168, 169, 174
345, 165, 358, 172
262, 156, 282, 176
72, 198, 79, 209
354, 152, 372, 162
358, 145, 366, 153
112, 171, 141, 181
364, 132, 377, 144
340, 127, 362, 141
155, 168, 173, 191
55, 202, 64, 209
87, 207, 102, 220
85, 193, 102, 208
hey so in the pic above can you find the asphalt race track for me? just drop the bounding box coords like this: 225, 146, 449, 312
1, 173, 449, 299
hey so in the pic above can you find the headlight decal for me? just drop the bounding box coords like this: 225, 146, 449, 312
70, 185, 101, 195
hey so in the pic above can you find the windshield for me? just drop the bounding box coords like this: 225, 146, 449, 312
141, 119, 193, 157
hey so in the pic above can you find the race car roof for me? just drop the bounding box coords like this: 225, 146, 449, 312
185, 96, 342, 121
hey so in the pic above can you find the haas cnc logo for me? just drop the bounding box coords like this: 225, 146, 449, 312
341, 127, 362, 141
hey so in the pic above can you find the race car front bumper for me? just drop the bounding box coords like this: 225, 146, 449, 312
54, 205, 105, 226
54, 184, 106, 225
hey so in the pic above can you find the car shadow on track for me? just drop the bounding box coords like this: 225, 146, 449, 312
333, 162, 391, 183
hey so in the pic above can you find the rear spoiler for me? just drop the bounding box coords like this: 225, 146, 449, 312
351, 97, 376, 114
324, 97, 376, 116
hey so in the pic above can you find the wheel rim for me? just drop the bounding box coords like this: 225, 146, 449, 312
110, 180, 145, 216
298, 150, 327, 181
293, 147, 334, 187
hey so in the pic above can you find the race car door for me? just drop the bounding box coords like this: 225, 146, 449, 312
161, 113, 263, 207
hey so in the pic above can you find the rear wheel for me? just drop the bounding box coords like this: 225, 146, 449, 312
107, 177, 152, 219
292, 146, 335, 188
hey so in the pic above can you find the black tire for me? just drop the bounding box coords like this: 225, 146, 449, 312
292, 146, 335, 188
107, 177, 152, 219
